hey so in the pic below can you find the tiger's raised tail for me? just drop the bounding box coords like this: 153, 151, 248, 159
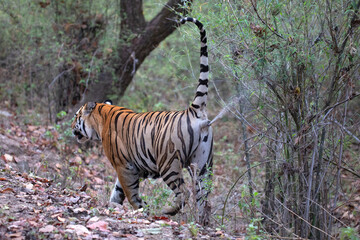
180, 17, 209, 118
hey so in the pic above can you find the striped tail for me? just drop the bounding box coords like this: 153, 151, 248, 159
180, 17, 209, 118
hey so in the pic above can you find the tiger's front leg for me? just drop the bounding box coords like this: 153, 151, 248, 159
110, 178, 126, 205
115, 166, 145, 210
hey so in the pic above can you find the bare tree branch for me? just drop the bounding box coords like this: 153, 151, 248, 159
82, 0, 192, 103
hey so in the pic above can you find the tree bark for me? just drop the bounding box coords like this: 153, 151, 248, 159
81, 0, 191, 104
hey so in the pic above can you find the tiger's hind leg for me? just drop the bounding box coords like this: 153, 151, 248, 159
160, 157, 190, 216
189, 126, 213, 225
110, 178, 126, 204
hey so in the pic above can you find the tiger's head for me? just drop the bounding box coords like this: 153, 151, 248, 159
71, 100, 112, 143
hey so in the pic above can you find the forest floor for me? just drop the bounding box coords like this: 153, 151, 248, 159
0, 110, 239, 239
1, 107, 360, 239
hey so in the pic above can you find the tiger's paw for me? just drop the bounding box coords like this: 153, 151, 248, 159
109, 190, 125, 205
162, 206, 180, 216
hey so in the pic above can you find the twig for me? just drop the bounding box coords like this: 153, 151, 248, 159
275, 198, 336, 240
250, 0, 285, 40
304, 122, 319, 236
221, 161, 275, 226
333, 119, 360, 144
48, 66, 75, 89
304, 197, 349, 228
264, 235, 308, 240
235, 71, 254, 207
80, 49, 99, 103
306, 92, 360, 124
324, 157, 360, 179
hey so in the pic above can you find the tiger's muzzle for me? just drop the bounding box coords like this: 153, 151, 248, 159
73, 129, 85, 142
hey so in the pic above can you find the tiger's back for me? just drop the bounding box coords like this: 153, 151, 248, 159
100, 105, 211, 173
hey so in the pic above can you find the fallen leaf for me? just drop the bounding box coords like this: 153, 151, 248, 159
73, 207, 88, 213
87, 216, 100, 223
2, 154, 14, 162
28, 221, 39, 227
66, 224, 90, 236
120, 233, 139, 240
57, 216, 66, 222
140, 228, 162, 235
93, 177, 104, 184
87, 220, 109, 232
27, 125, 37, 131
25, 183, 33, 190
136, 219, 151, 224
153, 216, 170, 221
215, 230, 225, 237
69, 156, 82, 165
51, 213, 61, 218
68, 196, 80, 204
39, 225, 56, 233
79, 184, 87, 192
0, 187, 15, 193
168, 220, 178, 226
33, 209, 41, 214
5, 232, 23, 240
0, 177, 7, 181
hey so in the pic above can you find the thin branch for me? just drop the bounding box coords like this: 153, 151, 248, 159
306, 92, 360, 124
80, 49, 100, 103
324, 157, 360, 179
250, 0, 285, 40
275, 198, 336, 240
333, 119, 360, 144
48, 66, 75, 89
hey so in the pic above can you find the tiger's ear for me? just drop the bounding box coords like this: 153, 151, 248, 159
104, 99, 113, 105
84, 102, 96, 115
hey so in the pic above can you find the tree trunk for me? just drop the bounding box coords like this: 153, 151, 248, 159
81, 0, 191, 104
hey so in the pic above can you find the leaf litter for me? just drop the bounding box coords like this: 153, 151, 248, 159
0, 113, 238, 239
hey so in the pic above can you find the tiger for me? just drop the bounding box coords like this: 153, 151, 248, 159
71, 17, 213, 223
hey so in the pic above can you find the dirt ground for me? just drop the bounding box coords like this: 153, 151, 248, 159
0, 110, 239, 239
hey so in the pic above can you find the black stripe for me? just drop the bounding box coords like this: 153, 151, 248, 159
191, 104, 200, 109
128, 180, 139, 189
98, 105, 104, 114
147, 149, 156, 164
140, 133, 147, 159
198, 79, 208, 85
187, 107, 195, 117
109, 110, 118, 164
121, 113, 131, 138
115, 185, 124, 194
200, 46, 208, 57
168, 178, 185, 188
199, 163, 208, 176
177, 114, 187, 156
200, 64, 209, 72
81, 121, 88, 137
186, 114, 194, 156
194, 21, 203, 29
195, 91, 207, 97
163, 171, 179, 182
114, 112, 125, 164
200, 31, 206, 42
